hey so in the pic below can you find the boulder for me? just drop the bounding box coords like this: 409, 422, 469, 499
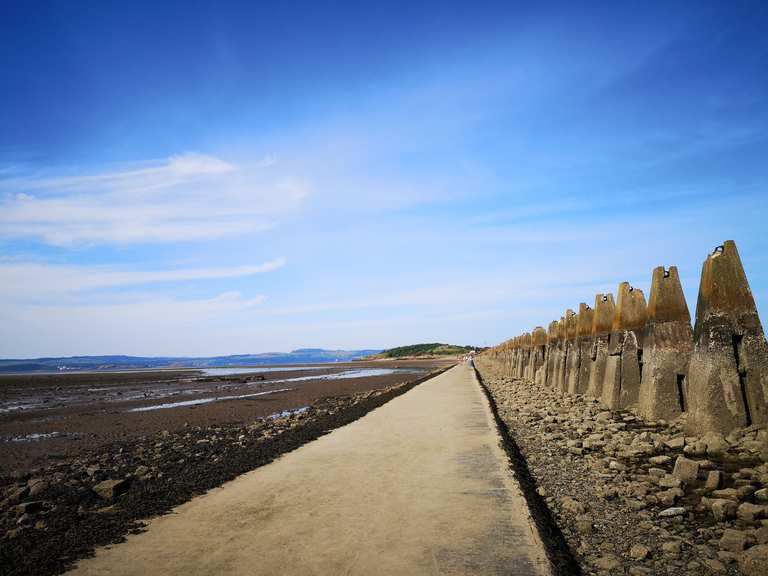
27, 479, 49, 498
14, 501, 44, 515
709, 498, 739, 521
658, 506, 686, 517
93, 478, 130, 500
739, 544, 768, 576
672, 456, 699, 483
704, 470, 723, 491
719, 528, 748, 553
662, 540, 682, 556
737, 502, 767, 524
560, 496, 586, 515
629, 544, 651, 560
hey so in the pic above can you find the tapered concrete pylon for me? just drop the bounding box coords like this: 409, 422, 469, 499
612, 282, 648, 333
544, 320, 560, 387
531, 327, 548, 384
637, 266, 693, 421
586, 294, 615, 400
569, 303, 594, 395
602, 283, 647, 410
566, 309, 582, 394
552, 316, 568, 392
516, 333, 531, 378
687, 241, 768, 434
559, 311, 576, 393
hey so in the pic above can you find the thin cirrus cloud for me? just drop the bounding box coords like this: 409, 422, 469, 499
0, 153, 305, 246
0, 258, 286, 299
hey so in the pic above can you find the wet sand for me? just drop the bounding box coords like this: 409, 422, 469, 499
0, 359, 449, 474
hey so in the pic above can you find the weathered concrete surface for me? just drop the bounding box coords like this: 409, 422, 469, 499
638, 266, 693, 421
687, 241, 768, 434
603, 283, 647, 411
71, 365, 551, 576
586, 294, 614, 400
531, 327, 548, 385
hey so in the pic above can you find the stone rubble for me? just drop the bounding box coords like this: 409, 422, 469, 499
476, 369, 768, 576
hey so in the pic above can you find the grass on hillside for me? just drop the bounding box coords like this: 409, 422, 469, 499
373, 343, 478, 359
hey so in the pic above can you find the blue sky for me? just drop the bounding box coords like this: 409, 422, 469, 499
1, 1, 767, 357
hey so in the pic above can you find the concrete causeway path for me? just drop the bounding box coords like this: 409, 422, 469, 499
71, 364, 551, 576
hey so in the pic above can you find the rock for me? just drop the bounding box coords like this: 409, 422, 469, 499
665, 436, 685, 450
739, 544, 768, 576
593, 555, 621, 571
134, 465, 150, 477
711, 488, 740, 501
755, 488, 768, 503
659, 506, 686, 518
647, 468, 665, 478
704, 558, 727, 572
649, 455, 671, 465
560, 496, 586, 515
659, 488, 684, 505
738, 502, 767, 524
661, 540, 682, 556
609, 460, 626, 471
672, 456, 699, 483
14, 501, 44, 515
658, 475, 682, 489
27, 479, 49, 498
719, 528, 748, 552
705, 470, 723, 491
709, 498, 739, 521
702, 432, 729, 456
93, 478, 130, 500
755, 526, 768, 545
6, 486, 29, 503
629, 544, 651, 560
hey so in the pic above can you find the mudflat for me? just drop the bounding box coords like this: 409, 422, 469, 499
1, 359, 448, 473
71, 364, 551, 576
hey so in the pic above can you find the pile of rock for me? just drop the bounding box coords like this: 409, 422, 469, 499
478, 372, 768, 576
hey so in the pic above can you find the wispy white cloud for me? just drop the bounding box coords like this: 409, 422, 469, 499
0, 153, 307, 246
0, 258, 286, 299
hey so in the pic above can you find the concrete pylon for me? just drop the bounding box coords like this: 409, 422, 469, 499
552, 316, 566, 392
602, 283, 647, 410
686, 241, 768, 434
571, 303, 594, 395
637, 266, 693, 421
544, 320, 560, 387
520, 332, 532, 379
514, 333, 530, 379
531, 327, 548, 385
559, 311, 576, 393
586, 293, 615, 400
565, 309, 582, 394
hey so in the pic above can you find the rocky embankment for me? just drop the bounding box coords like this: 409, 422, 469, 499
0, 370, 445, 576
477, 369, 768, 576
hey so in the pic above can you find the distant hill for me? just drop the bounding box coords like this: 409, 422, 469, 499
371, 343, 480, 359
0, 349, 382, 374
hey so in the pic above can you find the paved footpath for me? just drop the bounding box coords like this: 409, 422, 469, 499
71, 364, 551, 576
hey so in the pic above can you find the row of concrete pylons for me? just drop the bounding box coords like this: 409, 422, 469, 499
484, 240, 768, 436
